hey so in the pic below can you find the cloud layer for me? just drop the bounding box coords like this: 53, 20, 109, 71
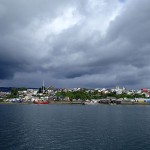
0, 0, 150, 89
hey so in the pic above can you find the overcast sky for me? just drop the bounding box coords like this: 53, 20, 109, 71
0, 0, 150, 89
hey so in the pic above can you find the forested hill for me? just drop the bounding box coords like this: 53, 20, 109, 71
0, 87, 12, 92
0, 87, 38, 92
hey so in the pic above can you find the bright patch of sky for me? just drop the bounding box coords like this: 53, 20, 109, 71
33, 7, 82, 42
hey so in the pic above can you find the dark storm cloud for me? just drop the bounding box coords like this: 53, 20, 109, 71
0, 0, 150, 88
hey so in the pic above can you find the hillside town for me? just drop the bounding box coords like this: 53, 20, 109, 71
1, 86, 150, 105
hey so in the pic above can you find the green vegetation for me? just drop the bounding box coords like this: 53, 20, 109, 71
56, 90, 146, 101
5, 88, 19, 99
0, 98, 4, 102
20, 87, 27, 91
11, 88, 18, 97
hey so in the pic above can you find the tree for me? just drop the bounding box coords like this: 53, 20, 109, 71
21, 87, 27, 91
11, 88, 18, 98
38, 88, 42, 93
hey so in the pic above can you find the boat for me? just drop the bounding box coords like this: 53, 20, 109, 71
83, 100, 98, 105
33, 100, 49, 104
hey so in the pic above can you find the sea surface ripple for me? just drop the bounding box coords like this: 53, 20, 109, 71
0, 104, 150, 150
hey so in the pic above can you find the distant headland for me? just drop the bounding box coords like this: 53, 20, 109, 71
0, 86, 150, 105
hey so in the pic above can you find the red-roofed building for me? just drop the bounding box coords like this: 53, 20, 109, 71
141, 88, 148, 93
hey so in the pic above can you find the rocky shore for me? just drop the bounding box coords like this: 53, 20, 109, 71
1, 100, 150, 105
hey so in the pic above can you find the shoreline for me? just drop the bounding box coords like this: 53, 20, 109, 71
1, 101, 150, 105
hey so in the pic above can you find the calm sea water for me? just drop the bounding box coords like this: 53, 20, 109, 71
0, 104, 150, 150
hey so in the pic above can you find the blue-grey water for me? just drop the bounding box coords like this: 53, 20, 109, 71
0, 104, 150, 150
